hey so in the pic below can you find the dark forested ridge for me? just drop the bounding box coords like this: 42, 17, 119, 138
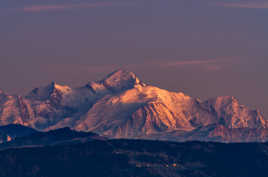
0, 124, 37, 143
0, 127, 101, 150
0, 139, 268, 177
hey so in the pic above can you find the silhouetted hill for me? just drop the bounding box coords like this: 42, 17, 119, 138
0, 127, 102, 150
0, 124, 37, 143
0, 139, 268, 177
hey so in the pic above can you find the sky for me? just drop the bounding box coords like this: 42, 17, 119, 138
0, 0, 267, 116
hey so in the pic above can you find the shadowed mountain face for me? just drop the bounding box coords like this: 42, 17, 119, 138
0, 69, 266, 142
0, 139, 268, 177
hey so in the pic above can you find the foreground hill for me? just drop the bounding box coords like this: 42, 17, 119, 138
0, 139, 268, 177
0, 126, 102, 150
0, 69, 266, 142
0, 124, 37, 143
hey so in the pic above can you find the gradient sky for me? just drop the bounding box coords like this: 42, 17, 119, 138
0, 0, 267, 116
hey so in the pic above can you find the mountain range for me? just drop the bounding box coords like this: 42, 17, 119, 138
0, 69, 266, 142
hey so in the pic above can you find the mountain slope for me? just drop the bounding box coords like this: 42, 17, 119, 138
0, 69, 266, 142
75, 85, 215, 138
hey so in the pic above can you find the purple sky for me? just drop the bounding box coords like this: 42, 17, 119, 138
0, 0, 267, 116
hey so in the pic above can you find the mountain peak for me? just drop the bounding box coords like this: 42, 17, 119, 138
205, 96, 239, 106
26, 82, 71, 100
53, 83, 72, 94
100, 69, 145, 92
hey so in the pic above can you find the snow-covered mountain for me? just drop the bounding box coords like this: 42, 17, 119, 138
0, 69, 266, 142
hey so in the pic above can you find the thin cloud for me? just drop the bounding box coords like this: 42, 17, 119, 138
216, 2, 268, 9
63, 60, 220, 74
204, 64, 222, 71
161, 59, 223, 72
164, 60, 217, 67
23, 2, 130, 12
57, 58, 235, 74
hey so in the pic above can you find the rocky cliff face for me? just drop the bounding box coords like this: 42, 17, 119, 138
0, 69, 266, 142
203, 96, 266, 129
